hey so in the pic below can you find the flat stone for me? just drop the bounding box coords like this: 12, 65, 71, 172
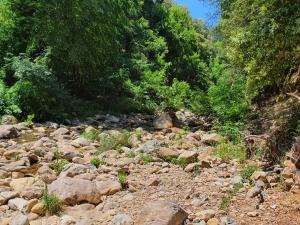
110, 214, 133, 225
196, 209, 216, 222
0, 191, 18, 205
10, 212, 29, 225
136, 200, 188, 225
8, 198, 28, 211
178, 151, 198, 162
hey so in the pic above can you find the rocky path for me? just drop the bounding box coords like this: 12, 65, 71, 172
0, 114, 299, 225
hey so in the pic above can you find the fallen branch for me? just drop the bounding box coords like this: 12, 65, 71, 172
287, 92, 300, 103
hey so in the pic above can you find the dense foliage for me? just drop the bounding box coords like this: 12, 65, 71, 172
0, 0, 298, 125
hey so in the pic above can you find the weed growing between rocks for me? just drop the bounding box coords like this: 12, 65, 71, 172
141, 153, 153, 163
220, 183, 244, 211
81, 130, 100, 140
118, 171, 128, 189
214, 141, 246, 162
42, 185, 63, 215
90, 158, 105, 168
240, 164, 257, 182
127, 151, 136, 158
51, 159, 69, 175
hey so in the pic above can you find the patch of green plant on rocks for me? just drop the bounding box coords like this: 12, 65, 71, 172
51, 159, 69, 175
81, 129, 100, 140
127, 151, 136, 158
118, 171, 128, 188
240, 164, 257, 182
90, 158, 105, 168
42, 185, 63, 215
141, 153, 153, 163
219, 182, 244, 211
214, 141, 246, 162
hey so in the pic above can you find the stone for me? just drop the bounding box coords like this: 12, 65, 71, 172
153, 113, 174, 130
220, 216, 238, 225
1, 115, 17, 125
0, 125, 19, 139
207, 218, 219, 225
282, 167, 294, 179
185, 163, 200, 173
49, 177, 121, 205
9, 212, 29, 225
59, 164, 90, 178
0, 191, 18, 205
199, 160, 212, 168
26, 199, 38, 213
247, 180, 264, 198
247, 211, 258, 217
110, 214, 133, 225
49, 177, 101, 205
178, 151, 198, 163
70, 137, 91, 148
51, 127, 69, 136
10, 178, 35, 193
158, 147, 179, 158
8, 198, 28, 211
146, 178, 160, 186
230, 176, 242, 185
140, 140, 161, 153
61, 215, 76, 225
251, 171, 268, 183
136, 200, 188, 225
196, 209, 216, 222
31, 202, 44, 215
3, 150, 26, 160
201, 133, 222, 145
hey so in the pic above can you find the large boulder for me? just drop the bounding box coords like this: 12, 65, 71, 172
153, 112, 179, 130
48, 177, 121, 205
0, 125, 19, 139
136, 200, 188, 225
201, 133, 223, 145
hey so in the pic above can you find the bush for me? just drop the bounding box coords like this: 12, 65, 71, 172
90, 158, 105, 168
51, 159, 69, 175
214, 141, 246, 162
3, 56, 70, 121
240, 164, 257, 181
208, 68, 249, 122
117, 171, 128, 188
42, 185, 63, 215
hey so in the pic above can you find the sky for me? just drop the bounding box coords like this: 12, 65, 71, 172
175, 0, 220, 26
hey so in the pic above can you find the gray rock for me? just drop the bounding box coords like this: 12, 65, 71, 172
70, 137, 91, 148
10, 212, 29, 225
0, 191, 18, 205
196, 209, 216, 222
110, 214, 133, 225
8, 198, 28, 211
140, 139, 161, 153
153, 113, 174, 130
230, 176, 242, 185
220, 216, 238, 225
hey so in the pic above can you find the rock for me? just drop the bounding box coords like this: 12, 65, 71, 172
207, 218, 219, 225
230, 176, 242, 185
247, 211, 258, 217
9, 212, 29, 225
201, 133, 222, 145
1, 115, 17, 125
153, 112, 174, 130
251, 171, 268, 183
8, 198, 28, 211
10, 178, 35, 193
26, 199, 38, 213
185, 163, 200, 173
199, 160, 212, 168
49, 177, 121, 205
110, 214, 133, 225
3, 150, 26, 160
61, 215, 76, 225
0, 191, 18, 205
178, 151, 198, 163
140, 140, 161, 153
60, 164, 90, 178
282, 167, 294, 179
51, 128, 69, 136
70, 137, 91, 148
136, 200, 188, 225
31, 203, 44, 215
220, 216, 238, 225
49, 177, 101, 205
158, 147, 179, 158
95, 180, 122, 196
287, 139, 300, 169
196, 209, 216, 222
146, 178, 160, 186
0, 125, 19, 139
247, 180, 264, 198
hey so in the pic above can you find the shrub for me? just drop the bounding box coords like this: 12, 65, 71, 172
51, 159, 69, 175
240, 164, 257, 181
127, 151, 136, 158
81, 130, 100, 140
90, 158, 105, 168
141, 153, 153, 163
214, 141, 246, 162
42, 185, 63, 215
117, 171, 128, 188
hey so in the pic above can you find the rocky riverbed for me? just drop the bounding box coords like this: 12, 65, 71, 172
0, 113, 299, 225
